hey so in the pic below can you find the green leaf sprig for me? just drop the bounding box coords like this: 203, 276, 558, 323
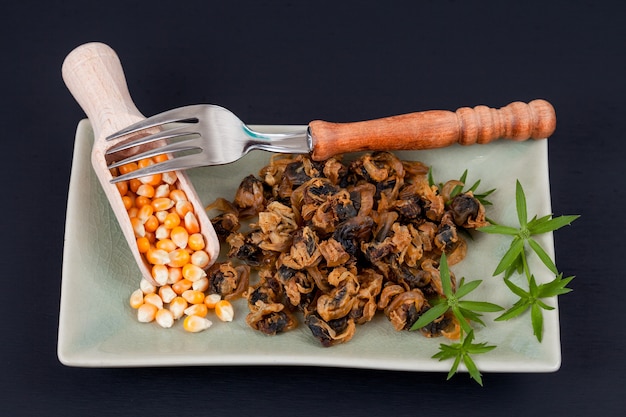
410, 253, 502, 385
428, 168, 496, 206
478, 180, 579, 341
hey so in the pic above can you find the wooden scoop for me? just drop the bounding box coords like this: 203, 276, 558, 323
62, 42, 220, 286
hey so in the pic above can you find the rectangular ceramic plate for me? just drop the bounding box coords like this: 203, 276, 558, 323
58, 119, 561, 371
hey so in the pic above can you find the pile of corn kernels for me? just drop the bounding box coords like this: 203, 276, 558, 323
112, 155, 232, 332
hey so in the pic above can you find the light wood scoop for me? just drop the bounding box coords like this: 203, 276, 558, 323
62, 42, 220, 286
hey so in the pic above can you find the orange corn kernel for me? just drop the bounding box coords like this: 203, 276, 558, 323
152, 197, 174, 211
172, 278, 193, 295
136, 237, 151, 254
184, 303, 209, 318
182, 263, 207, 282
187, 233, 205, 251
168, 249, 191, 268
184, 212, 200, 234
163, 212, 181, 229
182, 290, 205, 305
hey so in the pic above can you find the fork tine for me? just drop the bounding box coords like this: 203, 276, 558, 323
107, 139, 202, 169
105, 105, 203, 141
105, 125, 199, 155
109, 153, 210, 183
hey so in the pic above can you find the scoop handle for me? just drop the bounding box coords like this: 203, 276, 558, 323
62, 42, 144, 141
308, 99, 556, 161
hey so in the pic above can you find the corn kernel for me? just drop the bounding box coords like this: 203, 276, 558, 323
134, 195, 151, 208
154, 154, 169, 163
137, 303, 158, 323
136, 237, 151, 253
169, 296, 188, 319
122, 195, 134, 210
118, 162, 138, 175
146, 248, 170, 265
215, 299, 234, 322
155, 308, 174, 328
129, 178, 142, 194
144, 292, 164, 309
190, 250, 211, 268
192, 276, 209, 292
116, 180, 128, 197
184, 211, 200, 234
137, 204, 154, 222
155, 224, 170, 240
175, 200, 194, 218
204, 293, 221, 309
163, 212, 181, 229
139, 278, 157, 294
183, 315, 212, 333
170, 226, 189, 249
130, 217, 145, 238
162, 171, 178, 185
144, 215, 159, 233
169, 189, 187, 202
168, 248, 191, 268
182, 263, 207, 282
172, 278, 193, 295
158, 285, 177, 304
167, 267, 183, 284
154, 183, 170, 198
129, 289, 144, 309
151, 264, 169, 286
188, 233, 205, 251
152, 197, 174, 211
156, 238, 177, 252
136, 184, 155, 198
184, 303, 208, 318
182, 289, 205, 305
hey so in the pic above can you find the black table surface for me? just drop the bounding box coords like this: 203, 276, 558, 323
3, 1, 624, 416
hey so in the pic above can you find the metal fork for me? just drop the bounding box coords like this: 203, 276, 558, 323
106, 104, 310, 183
106, 99, 557, 183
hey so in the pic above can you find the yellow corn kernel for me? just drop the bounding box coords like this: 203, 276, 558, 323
144, 292, 164, 310
187, 233, 205, 251
170, 226, 189, 249
215, 299, 234, 322
129, 289, 144, 309
136, 183, 155, 198
167, 266, 183, 284
155, 308, 174, 328
155, 224, 170, 240
116, 180, 128, 197
175, 200, 194, 218
204, 293, 221, 309
139, 278, 157, 294
169, 296, 188, 320
163, 212, 181, 229
122, 195, 134, 210
184, 211, 200, 234
154, 154, 169, 163
155, 210, 169, 223
182, 263, 207, 282
137, 204, 154, 222
137, 303, 158, 323
130, 217, 145, 238
172, 278, 192, 295
118, 162, 138, 175
158, 285, 177, 304
155, 238, 177, 252
168, 248, 191, 268
183, 315, 212, 333
152, 197, 174, 211
146, 248, 169, 265
129, 178, 142, 194
134, 195, 151, 208
169, 189, 187, 202
136, 237, 151, 254
154, 183, 170, 198
190, 250, 211, 268
144, 215, 159, 233
192, 276, 209, 292
151, 264, 169, 286
182, 289, 205, 305
162, 171, 178, 185
184, 303, 208, 318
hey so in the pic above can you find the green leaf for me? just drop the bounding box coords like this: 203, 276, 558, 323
452, 305, 473, 334
447, 356, 462, 380
528, 238, 558, 274
531, 303, 544, 342
427, 167, 435, 187
538, 274, 575, 298
502, 277, 528, 298
409, 302, 449, 331
527, 214, 553, 230
454, 279, 482, 299
515, 180, 528, 227
493, 237, 525, 276
495, 299, 530, 321
528, 215, 580, 235
458, 300, 504, 312
477, 224, 520, 235
463, 352, 484, 386
439, 253, 453, 296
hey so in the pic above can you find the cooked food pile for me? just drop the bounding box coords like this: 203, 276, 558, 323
207, 151, 489, 346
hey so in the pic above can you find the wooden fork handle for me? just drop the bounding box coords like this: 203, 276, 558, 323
308, 99, 556, 161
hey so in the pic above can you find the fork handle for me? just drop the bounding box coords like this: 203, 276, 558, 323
308, 99, 556, 161
62, 42, 145, 141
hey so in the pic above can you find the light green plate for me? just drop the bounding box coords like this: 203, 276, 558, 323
58, 119, 561, 371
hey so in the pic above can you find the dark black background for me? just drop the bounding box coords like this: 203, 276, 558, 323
3, 1, 624, 416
